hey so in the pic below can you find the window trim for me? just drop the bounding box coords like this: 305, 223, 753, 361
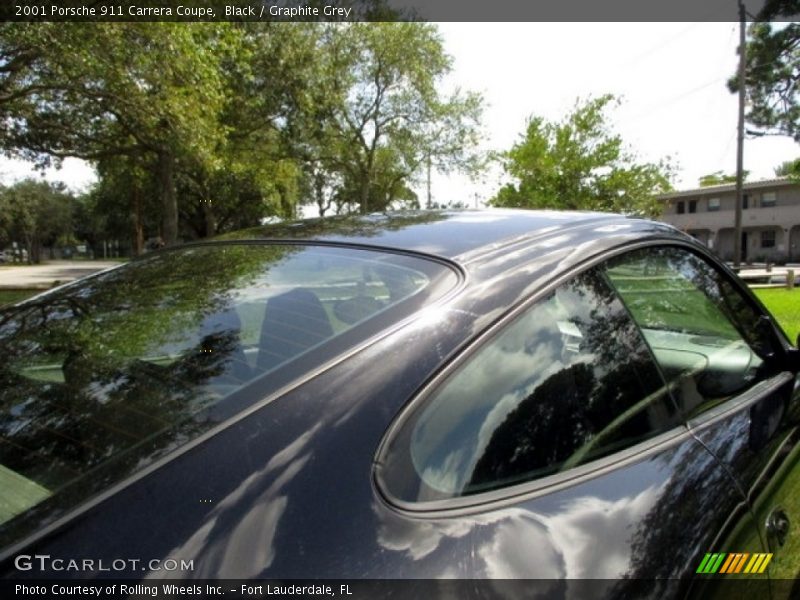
601, 243, 789, 426
665, 241, 792, 349
376, 426, 692, 517
374, 238, 729, 515
603, 239, 791, 350
685, 372, 794, 433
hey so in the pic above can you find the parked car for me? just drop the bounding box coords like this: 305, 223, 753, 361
1, 209, 798, 597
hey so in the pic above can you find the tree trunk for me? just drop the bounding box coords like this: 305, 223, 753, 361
315, 172, 328, 218
359, 178, 369, 214
202, 198, 216, 238
27, 235, 38, 264
158, 149, 178, 246
359, 153, 375, 214
130, 186, 144, 256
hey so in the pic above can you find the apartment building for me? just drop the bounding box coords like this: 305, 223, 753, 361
658, 177, 800, 263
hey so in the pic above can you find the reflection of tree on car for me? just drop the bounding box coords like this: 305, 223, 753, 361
0, 237, 445, 544
0, 244, 293, 528
0, 210, 798, 594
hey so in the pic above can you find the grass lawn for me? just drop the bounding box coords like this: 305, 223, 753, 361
752, 288, 800, 344
0, 289, 38, 307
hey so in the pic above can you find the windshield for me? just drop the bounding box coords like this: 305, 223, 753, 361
0, 242, 457, 548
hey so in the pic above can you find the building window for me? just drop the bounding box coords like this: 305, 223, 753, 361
743, 194, 749, 209
761, 230, 776, 248
677, 201, 685, 214
688, 200, 697, 213
762, 192, 776, 208
708, 197, 720, 212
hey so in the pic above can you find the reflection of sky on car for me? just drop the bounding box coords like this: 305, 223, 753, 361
412, 287, 601, 497
231, 250, 429, 304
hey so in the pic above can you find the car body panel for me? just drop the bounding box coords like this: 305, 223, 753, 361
1, 312, 754, 593
1, 209, 797, 596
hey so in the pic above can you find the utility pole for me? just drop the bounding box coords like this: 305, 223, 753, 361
734, 0, 746, 267
426, 156, 432, 209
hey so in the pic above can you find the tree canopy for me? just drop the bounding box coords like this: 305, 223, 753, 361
289, 23, 484, 215
775, 157, 800, 178
0, 179, 78, 263
0, 22, 485, 251
490, 95, 674, 217
697, 171, 749, 187
0, 23, 237, 246
728, 3, 800, 141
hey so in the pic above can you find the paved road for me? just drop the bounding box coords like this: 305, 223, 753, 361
0, 260, 121, 289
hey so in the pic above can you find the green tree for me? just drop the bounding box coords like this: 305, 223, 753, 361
698, 170, 749, 186
174, 23, 318, 233
774, 157, 800, 178
1, 21, 485, 240
728, 3, 800, 140
491, 95, 674, 217
0, 179, 76, 263
293, 23, 484, 215
0, 23, 237, 246
87, 157, 162, 256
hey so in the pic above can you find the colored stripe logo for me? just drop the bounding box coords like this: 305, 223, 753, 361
696, 552, 773, 574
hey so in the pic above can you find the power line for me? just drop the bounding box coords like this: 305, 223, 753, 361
715, 128, 738, 165
618, 0, 736, 69
628, 77, 729, 121
619, 23, 703, 69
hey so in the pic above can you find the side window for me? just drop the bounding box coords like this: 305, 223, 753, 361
378, 268, 680, 504
605, 246, 778, 419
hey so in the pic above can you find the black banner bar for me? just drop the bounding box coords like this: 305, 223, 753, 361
2, 0, 798, 23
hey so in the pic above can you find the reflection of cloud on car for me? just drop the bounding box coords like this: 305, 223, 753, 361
0, 209, 798, 595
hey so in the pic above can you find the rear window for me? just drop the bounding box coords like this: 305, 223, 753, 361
0, 242, 457, 548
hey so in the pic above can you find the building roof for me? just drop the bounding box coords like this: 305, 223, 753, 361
656, 177, 797, 201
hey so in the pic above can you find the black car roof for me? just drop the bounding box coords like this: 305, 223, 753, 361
220, 209, 671, 260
